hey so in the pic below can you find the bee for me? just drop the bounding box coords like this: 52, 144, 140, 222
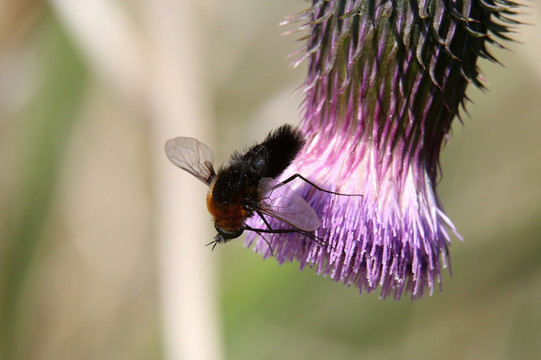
165, 124, 356, 250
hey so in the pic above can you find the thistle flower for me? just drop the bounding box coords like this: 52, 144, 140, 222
245, 0, 519, 299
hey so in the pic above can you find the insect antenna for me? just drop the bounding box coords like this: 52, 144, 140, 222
205, 239, 219, 251
280, 173, 363, 197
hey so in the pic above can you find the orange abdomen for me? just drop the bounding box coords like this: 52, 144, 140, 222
206, 188, 249, 232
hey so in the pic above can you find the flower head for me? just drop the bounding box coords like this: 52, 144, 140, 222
246, 0, 519, 299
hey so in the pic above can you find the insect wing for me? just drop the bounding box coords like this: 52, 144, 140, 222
257, 177, 321, 232
165, 137, 215, 185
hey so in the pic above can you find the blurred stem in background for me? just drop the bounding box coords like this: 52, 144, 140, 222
145, 0, 224, 359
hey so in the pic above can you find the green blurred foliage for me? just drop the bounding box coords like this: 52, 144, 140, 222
0, 7, 161, 360
0, 12, 87, 360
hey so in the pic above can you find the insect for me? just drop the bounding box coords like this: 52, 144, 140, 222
165, 124, 358, 250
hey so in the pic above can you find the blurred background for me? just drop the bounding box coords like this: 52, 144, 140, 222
0, 1, 540, 359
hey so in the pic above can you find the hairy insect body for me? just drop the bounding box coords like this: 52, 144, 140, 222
206, 127, 304, 242
165, 124, 345, 249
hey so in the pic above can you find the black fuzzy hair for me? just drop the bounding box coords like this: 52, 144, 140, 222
258, 124, 304, 178
236, 124, 305, 179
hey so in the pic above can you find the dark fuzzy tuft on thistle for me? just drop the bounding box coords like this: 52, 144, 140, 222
226, 124, 304, 179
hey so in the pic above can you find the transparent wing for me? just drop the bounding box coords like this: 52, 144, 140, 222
257, 177, 321, 232
164, 137, 215, 185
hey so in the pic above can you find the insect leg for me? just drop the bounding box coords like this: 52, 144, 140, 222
252, 230, 275, 256
244, 226, 335, 250
252, 210, 276, 254
255, 209, 274, 231
280, 173, 363, 197
205, 240, 219, 251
